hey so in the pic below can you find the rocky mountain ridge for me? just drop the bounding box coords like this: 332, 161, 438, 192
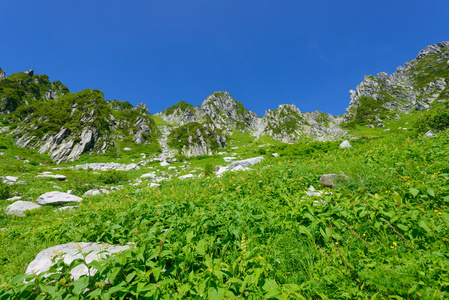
157, 92, 343, 143
344, 41, 449, 127
1, 41, 448, 162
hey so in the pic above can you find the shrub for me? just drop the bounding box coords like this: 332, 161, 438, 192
413, 102, 449, 134
0, 181, 11, 200
204, 163, 214, 176
98, 170, 128, 185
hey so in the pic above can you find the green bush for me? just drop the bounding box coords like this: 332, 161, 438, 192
0, 181, 11, 200
98, 170, 129, 185
413, 102, 449, 134
28, 160, 39, 166
204, 163, 214, 176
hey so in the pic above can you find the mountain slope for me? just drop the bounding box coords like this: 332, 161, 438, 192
344, 42, 449, 127
6, 89, 159, 163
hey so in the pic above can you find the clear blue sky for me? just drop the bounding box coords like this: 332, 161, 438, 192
1, 1, 448, 116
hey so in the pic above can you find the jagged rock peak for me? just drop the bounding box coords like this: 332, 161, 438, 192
24, 69, 34, 76
0, 68, 5, 79
265, 104, 301, 115
135, 103, 150, 115
415, 42, 449, 60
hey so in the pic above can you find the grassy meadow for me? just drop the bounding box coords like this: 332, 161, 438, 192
0, 115, 448, 298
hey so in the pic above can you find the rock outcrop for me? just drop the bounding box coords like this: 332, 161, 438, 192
0, 68, 69, 115
168, 122, 226, 157
157, 92, 343, 143
156, 92, 259, 134
8, 88, 159, 162
261, 104, 344, 143
344, 42, 449, 126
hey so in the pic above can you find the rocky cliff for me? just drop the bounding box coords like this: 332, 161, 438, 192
156, 92, 259, 134
168, 122, 226, 157
6, 89, 159, 163
156, 92, 337, 142
344, 42, 449, 127
261, 104, 344, 143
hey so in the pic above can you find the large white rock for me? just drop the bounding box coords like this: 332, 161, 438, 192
25, 242, 131, 280
83, 189, 103, 197
5, 176, 18, 182
227, 156, 264, 170
36, 174, 67, 181
37, 191, 82, 205
125, 163, 140, 171
140, 172, 156, 179
6, 201, 41, 216
178, 174, 195, 180
339, 140, 352, 148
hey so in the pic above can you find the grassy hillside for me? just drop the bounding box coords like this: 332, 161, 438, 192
1, 111, 448, 298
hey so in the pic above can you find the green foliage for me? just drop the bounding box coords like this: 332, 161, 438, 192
168, 122, 224, 152
413, 101, 449, 134
163, 101, 194, 115
344, 96, 393, 128
1, 131, 449, 298
275, 140, 340, 158
0, 181, 11, 200
0, 72, 68, 113
106, 99, 133, 111
204, 163, 214, 176
98, 170, 129, 185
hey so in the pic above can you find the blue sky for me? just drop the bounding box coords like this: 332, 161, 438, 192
1, 1, 448, 116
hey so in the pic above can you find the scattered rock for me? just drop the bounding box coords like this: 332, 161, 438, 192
227, 157, 263, 170
339, 140, 352, 148
83, 189, 103, 197
125, 163, 140, 171
5, 196, 22, 202
36, 174, 67, 181
231, 165, 250, 172
319, 174, 349, 188
149, 183, 161, 188
25, 242, 131, 281
37, 191, 83, 205
160, 161, 170, 167
168, 166, 177, 170
123, 147, 132, 151
178, 174, 195, 180
140, 172, 156, 179
271, 153, 279, 157
6, 201, 41, 216
53, 206, 79, 212
424, 130, 436, 138
305, 186, 323, 197
5, 176, 18, 183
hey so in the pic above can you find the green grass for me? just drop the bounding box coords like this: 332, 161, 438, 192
1, 127, 448, 298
